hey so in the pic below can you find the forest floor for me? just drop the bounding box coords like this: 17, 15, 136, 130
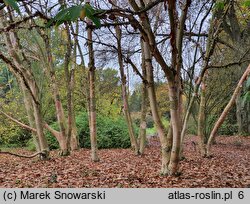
0, 135, 249, 188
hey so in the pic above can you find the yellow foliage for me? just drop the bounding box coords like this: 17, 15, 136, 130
155, 83, 170, 116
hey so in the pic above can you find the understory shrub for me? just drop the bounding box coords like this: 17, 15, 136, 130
43, 112, 133, 150
0, 124, 31, 148
76, 112, 133, 149
131, 113, 155, 129
187, 114, 238, 138
146, 115, 154, 128
26, 123, 60, 150
43, 123, 60, 150
206, 115, 238, 136
218, 122, 238, 135
26, 138, 36, 151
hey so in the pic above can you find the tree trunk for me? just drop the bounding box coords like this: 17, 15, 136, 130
20, 80, 41, 152
247, 103, 250, 133
87, 13, 99, 162
122, 85, 139, 154
70, 22, 86, 148
88, 69, 99, 161
165, 0, 187, 174
43, 33, 69, 156
197, 82, 206, 157
62, 22, 79, 151
167, 80, 181, 175
63, 23, 74, 152
236, 94, 243, 134
114, 17, 139, 155
222, 4, 247, 135
68, 70, 79, 151
0, 12, 49, 159
32, 100, 49, 159
138, 85, 147, 154
207, 64, 250, 155
69, 22, 80, 151
180, 4, 229, 151
143, 41, 170, 174
70, 118, 79, 150
138, 66, 148, 154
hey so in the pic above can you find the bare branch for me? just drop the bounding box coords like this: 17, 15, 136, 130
0, 110, 37, 133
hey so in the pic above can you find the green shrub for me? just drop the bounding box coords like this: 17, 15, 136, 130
76, 112, 133, 149
206, 115, 238, 136
146, 126, 157, 135
26, 138, 37, 151
218, 122, 238, 135
187, 114, 238, 137
75, 112, 90, 148
43, 112, 133, 149
24, 123, 59, 150
146, 115, 154, 128
162, 118, 169, 129
0, 124, 31, 148
44, 123, 60, 150
186, 115, 198, 135
133, 117, 141, 127
130, 112, 141, 127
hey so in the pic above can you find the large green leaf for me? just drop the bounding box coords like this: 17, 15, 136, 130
3, 0, 20, 14
84, 4, 101, 28
46, 4, 101, 28
47, 5, 82, 27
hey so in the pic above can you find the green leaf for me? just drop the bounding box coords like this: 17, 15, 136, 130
46, 5, 82, 27
84, 3, 95, 15
3, 0, 21, 14
242, 0, 250, 7
46, 4, 101, 28
84, 4, 101, 28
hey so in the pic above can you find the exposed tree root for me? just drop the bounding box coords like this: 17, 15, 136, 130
0, 149, 47, 159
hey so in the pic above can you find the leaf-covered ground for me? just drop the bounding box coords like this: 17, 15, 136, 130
0, 136, 249, 188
